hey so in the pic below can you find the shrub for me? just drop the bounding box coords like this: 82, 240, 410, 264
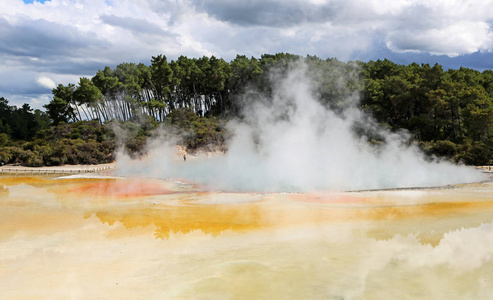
168, 108, 225, 150
0, 133, 10, 147
430, 140, 458, 158
460, 142, 492, 165
0, 147, 13, 164
25, 153, 44, 167
44, 144, 68, 166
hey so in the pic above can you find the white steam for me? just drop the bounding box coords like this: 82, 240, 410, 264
116, 62, 485, 191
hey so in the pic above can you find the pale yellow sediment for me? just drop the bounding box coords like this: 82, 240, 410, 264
1, 176, 493, 299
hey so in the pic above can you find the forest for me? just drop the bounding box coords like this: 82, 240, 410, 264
0, 53, 492, 166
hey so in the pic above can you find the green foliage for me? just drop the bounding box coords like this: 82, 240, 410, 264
25, 152, 44, 167
421, 140, 459, 159
0, 146, 21, 164
0, 146, 13, 164
459, 142, 492, 165
44, 84, 77, 125
168, 108, 225, 149
0, 98, 48, 141
0, 133, 9, 147
361, 61, 493, 164
0, 120, 116, 166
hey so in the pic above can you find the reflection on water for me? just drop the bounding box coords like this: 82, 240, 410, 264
1, 175, 493, 299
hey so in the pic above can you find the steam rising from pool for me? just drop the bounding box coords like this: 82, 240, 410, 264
116, 62, 485, 191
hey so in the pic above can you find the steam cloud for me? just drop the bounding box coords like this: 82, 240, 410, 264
116, 62, 486, 192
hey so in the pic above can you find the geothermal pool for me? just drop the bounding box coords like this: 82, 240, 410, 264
1, 174, 493, 299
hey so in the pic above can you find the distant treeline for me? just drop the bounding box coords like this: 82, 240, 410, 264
1, 53, 492, 166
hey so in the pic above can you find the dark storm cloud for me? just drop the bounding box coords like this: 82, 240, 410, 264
195, 0, 338, 27
6, 84, 52, 96
36, 59, 111, 75
0, 17, 107, 59
0, 71, 52, 95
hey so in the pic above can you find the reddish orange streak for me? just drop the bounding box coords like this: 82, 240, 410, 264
70, 180, 176, 198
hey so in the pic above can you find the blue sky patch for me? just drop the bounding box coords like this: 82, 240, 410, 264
23, 0, 49, 3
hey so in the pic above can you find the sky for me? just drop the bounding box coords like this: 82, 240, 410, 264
1, 0, 493, 110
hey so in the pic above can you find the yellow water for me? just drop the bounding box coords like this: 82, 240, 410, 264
1, 176, 493, 299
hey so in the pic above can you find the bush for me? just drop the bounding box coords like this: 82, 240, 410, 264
25, 153, 44, 167
0, 133, 10, 147
125, 136, 147, 157
460, 142, 492, 165
430, 140, 458, 158
0, 120, 119, 166
168, 108, 225, 150
44, 144, 68, 166
0, 147, 13, 164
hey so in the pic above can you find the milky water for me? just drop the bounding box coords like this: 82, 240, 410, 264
1, 175, 493, 299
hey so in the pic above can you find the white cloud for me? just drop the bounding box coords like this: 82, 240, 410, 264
36, 76, 56, 90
